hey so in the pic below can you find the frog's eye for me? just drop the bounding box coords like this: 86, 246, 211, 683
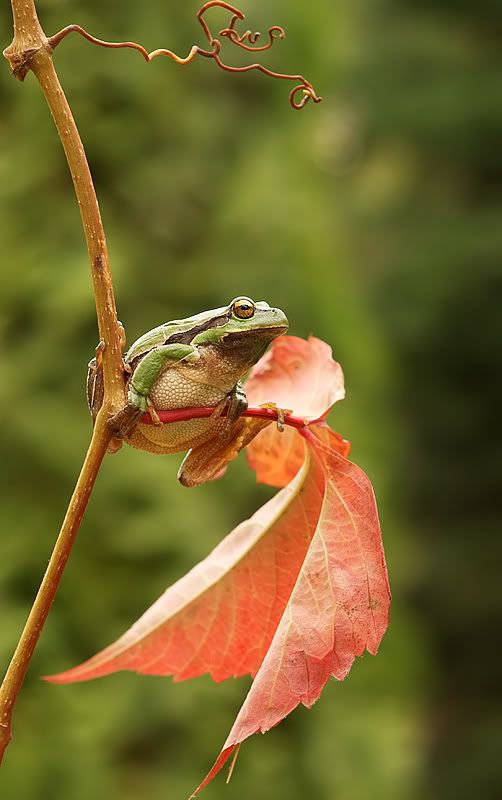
232, 297, 255, 320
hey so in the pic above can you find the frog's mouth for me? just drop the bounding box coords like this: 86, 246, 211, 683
219, 324, 288, 349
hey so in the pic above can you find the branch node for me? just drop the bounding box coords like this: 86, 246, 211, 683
3, 41, 49, 81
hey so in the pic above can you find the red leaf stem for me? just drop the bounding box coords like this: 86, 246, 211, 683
140, 406, 325, 429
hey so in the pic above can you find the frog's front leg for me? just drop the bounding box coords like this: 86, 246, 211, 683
109, 343, 199, 439
226, 380, 248, 423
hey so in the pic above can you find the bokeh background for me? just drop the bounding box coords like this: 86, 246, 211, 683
1, 1, 500, 798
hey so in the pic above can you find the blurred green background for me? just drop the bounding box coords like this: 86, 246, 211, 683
1, 1, 500, 798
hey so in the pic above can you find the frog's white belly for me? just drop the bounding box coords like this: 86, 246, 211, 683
128, 363, 229, 455
128, 416, 225, 454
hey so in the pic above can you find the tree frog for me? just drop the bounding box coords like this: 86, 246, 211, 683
88, 297, 288, 485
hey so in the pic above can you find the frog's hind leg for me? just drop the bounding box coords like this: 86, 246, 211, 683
178, 413, 269, 488
177, 432, 243, 487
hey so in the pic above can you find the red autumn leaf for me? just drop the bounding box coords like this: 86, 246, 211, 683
193, 427, 389, 794
246, 335, 346, 416
46, 335, 390, 796
46, 453, 322, 683
246, 418, 351, 489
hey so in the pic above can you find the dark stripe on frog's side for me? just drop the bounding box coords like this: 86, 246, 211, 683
163, 311, 231, 345
127, 311, 231, 372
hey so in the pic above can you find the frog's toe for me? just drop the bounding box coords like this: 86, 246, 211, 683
146, 399, 162, 426
177, 444, 231, 487
128, 385, 149, 413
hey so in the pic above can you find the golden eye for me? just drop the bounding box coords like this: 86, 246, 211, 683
232, 297, 255, 320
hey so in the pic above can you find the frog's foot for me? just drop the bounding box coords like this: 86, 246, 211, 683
259, 402, 293, 432
146, 398, 162, 426
86, 342, 106, 424
118, 320, 127, 353
87, 339, 131, 425
127, 384, 150, 413
95, 339, 106, 364
108, 402, 144, 439
107, 437, 124, 455
106, 382, 149, 438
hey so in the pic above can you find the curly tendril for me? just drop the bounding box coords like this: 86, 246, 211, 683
48, 1, 321, 110
218, 9, 286, 53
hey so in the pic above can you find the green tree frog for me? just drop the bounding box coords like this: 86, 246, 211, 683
88, 297, 288, 485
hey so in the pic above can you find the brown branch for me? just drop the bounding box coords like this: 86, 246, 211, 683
1, 0, 126, 765
0, 414, 111, 764
28, 49, 126, 412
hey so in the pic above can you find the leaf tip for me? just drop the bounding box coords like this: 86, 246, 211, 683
190, 745, 237, 797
